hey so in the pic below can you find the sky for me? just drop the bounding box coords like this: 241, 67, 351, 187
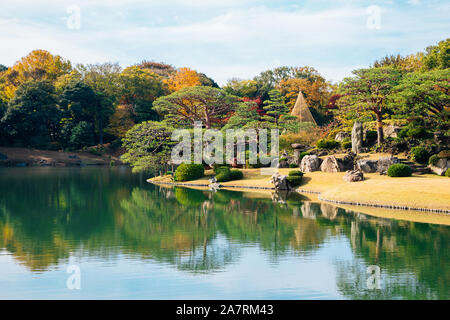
0, 0, 449, 85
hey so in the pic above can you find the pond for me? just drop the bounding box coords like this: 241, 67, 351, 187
0, 167, 448, 299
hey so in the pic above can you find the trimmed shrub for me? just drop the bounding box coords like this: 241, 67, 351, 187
445, 168, 450, 177
300, 151, 309, 160
342, 138, 352, 149
410, 146, 429, 164
174, 163, 205, 181
428, 154, 439, 166
407, 127, 428, 139
397, 128, 408, 139
289, 163, 298, 168
229, 169, 244, 180
316, 139, 340, 149
216, 168, 231, 182
387, 164, 412, 177
286, 176, 303, 187
365, 130, 377, 145
288, 170, 303, 177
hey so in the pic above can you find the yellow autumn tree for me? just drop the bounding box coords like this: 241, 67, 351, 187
106, 104, 135, 138
2, 49, 72, 99
278, 77, 330, 111
165, 67, 201, 92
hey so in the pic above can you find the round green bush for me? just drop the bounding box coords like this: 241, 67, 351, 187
215, 166, 231, 182
397, 128, 408, 139
407, 127, 428, 139
428, 154, 439, 166
342, 139, 352, 149
229, 169, 244, 180
410, 146, 429, 164
316, 139, 340, 149
365, 130, 377, 144
289, 163, 298, 168
286, 175, 303, 187
174, 163, 205, 181
299, 151, 309, 160
387, 164, 412, 177
288, 170, 303, 177
445, 168, 450, 177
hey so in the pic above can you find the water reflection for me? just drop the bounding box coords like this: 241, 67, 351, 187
0, 167, 448, 299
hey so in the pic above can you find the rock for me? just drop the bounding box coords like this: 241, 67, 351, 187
270, 173, 291, 190
351, 122, 363, 154
335, 131, 349, 143
428, 158, 449, 176
377, 156, 399, 175
291, 144, 306, 164
344, 169, 364, 182
278, 160, 289, 168
339, 153, 355, 171
208, 183, 222, 190
209, 177, 217, 183
0, 153, 7, 160
383, 125, 401, 138
320, 156, 343, 173
300, 155, 321, 172
357, 159, 378, 173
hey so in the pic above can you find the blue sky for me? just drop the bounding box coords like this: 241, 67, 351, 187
0, 0, 449, 85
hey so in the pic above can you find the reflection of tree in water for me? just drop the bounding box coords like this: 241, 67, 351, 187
0, 168, 448, 298
334, 211, 450, 299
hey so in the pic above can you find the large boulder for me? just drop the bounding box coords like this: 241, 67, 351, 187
351, 122, 363, 154
335, 131, 349, 143
270, 173, 291, 190
357, 159, 378, 173
377, 156, 399, 174
291, 144, 306, 164
320, 156, 343, 173
300, 155, 321, 172
428, 158, 449, 176
343, 169, 364, 182
339, 153, 355, 171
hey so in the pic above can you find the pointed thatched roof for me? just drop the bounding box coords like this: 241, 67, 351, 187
290, 90, 317, 125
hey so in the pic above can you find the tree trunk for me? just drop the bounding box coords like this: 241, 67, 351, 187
375, 112, 384, 146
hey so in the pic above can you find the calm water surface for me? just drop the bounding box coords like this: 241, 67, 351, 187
0, 167, 448, 299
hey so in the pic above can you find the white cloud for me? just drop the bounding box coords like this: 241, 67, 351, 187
0, 1, 448, 85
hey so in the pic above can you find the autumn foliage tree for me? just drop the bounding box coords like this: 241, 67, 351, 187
165, 67, 202, 92
153, 86, 239, 129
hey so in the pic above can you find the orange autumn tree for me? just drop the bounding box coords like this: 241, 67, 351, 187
165, 67, 201, 92
1, 50, 72, 99
278, 77, 330, 111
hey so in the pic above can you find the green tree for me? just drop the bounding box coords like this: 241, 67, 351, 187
119, 66, 168, 122
390, 69, 450, 131
423, 38, 449, 70
121, 121, 175, 173
153, 86, 239, 129
69, 121, 94, 149
0, 64, 7, 73
1, 80, 61, 148
262, 89, 294, 128
337, 67, 402, 145
223, 101, 261, 130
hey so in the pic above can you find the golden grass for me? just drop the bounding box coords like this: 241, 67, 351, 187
149, 168, 450, 212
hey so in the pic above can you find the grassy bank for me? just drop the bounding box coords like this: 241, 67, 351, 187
149, 168, 450, 215
0, 147, 122, 166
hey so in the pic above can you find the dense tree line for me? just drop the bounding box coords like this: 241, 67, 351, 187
0, 39, 448, 172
